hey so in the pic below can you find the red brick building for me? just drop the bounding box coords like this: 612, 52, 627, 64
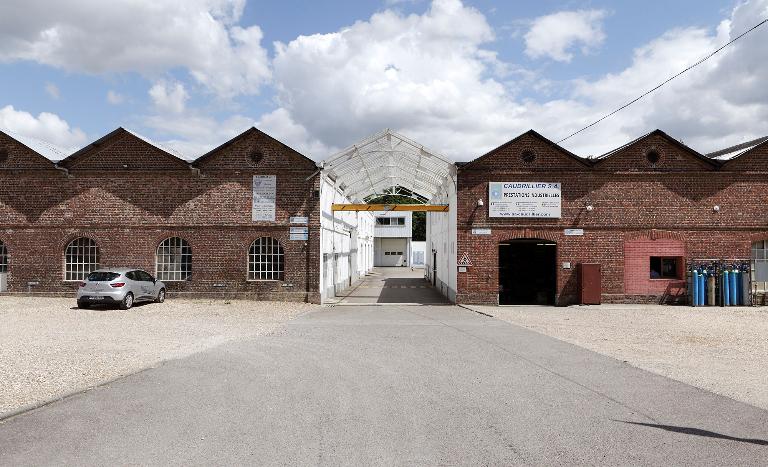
0, 127, 321, 302
2, 125, 766, 306
456, 130, 768, 305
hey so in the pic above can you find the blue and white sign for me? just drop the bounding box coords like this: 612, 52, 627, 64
489, 182, 561, 218
289, 226, 309, 241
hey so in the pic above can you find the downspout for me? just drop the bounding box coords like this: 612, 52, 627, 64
54, 163, 70, 178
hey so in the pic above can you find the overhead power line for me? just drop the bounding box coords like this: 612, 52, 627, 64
556, 17, 768, 144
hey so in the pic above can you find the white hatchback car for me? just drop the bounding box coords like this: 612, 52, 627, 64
77, 268, 166, 309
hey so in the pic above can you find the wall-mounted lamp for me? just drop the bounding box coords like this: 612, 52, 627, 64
476, 198, 484, 207
713, 205, 720, 212
585, 205, 594, 212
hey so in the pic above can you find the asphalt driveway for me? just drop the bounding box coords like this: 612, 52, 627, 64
1, 305, 766, 465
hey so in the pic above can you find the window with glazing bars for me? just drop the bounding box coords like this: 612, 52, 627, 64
0, 241, 7, 273
64, 237, 99, 281
249, 237, 284, 280
156, 237, 192, 281
752, 240, 768, 291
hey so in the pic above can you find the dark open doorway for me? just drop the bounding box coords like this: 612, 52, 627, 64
499, 239, 557, 305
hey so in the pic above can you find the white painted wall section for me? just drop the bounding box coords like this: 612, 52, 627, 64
425, 166, 457, 302
319, 175, 374, 303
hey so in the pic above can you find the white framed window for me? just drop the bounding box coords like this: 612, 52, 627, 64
0, 240, 7, 273
376, 217, 405, 226
752, 240, 767, 292
248, 237, 284, 281
156, 237, 192, 281
64, 237, 100, 281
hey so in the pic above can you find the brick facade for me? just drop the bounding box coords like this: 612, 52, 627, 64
456, 130, 768, 305
2, 125, 767, 306
0, 128, 321, 303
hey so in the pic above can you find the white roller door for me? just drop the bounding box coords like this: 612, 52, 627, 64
377, 238, 407, 267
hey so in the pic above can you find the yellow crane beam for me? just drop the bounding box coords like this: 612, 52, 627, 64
331, 203, 449, 212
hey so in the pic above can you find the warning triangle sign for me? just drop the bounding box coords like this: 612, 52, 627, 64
457, 252, 472, 266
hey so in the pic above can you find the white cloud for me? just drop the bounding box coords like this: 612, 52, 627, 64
106, 90, 125, 105
149, 81, 189, 114
0, 104, 86, 152
256, 108, 334, 158
44, 82, 60, 99
144, 112, 255, 159
256, 0, 768, 160
270, 0, 508, 159
0, 0, 269, 98
561, 0, 768, 154
524, 10, 608, 62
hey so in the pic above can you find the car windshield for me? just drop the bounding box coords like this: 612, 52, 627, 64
86, 272, 120, 282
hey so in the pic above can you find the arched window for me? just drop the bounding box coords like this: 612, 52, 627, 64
248, 237, 284, 281
156, 237, 192, 281
752, 240, 767, 293
65, 237, 100, 281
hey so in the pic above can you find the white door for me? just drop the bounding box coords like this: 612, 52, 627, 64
378, 238, 407, 267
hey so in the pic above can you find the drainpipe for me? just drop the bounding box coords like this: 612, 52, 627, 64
54, 164, 71, 178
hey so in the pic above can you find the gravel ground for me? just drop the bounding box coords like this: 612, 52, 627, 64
468, 304, 768, 410
0, 297, 315, 416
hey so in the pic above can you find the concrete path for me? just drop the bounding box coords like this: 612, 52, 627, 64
1, 305, 767, 466
329, 267, 449, 305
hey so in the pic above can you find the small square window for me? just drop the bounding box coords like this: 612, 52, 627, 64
650, 256, 679, 279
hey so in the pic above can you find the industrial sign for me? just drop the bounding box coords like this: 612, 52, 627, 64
457, 252, 472, 266
564, 229, 584, 236
289, 226, 309, 241
471, 228, 491, 235
488, 182, 561, 218
252, 175, 276, 222
290, 216, 309, 224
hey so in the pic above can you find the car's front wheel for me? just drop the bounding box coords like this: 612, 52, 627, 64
120, 292, 134, 310
77, 300, 89, 309
155, 288, 166, 303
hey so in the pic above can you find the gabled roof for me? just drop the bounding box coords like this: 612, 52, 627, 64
59, 127, 189, 168
706, 135, 768, 161
320, 129, 454, 202
192, 126, 317, 168
0, 127, 68, 162
460, 129, 592, 170
593, 129, 720, 168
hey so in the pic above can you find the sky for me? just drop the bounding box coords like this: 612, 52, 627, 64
0, 0, 766, 162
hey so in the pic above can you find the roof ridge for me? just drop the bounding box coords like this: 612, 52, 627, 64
0, 126, 70, 161
706, 135, 768, 158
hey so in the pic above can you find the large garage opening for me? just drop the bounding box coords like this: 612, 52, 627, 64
499, 239, 557, 305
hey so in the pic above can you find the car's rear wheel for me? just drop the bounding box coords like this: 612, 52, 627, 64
77, 300, 89, 309
120, 292, 134, 310
155, 288, 166, 303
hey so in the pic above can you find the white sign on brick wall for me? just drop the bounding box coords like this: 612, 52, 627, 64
252, 175, 276, 222
489, 182, 561, 218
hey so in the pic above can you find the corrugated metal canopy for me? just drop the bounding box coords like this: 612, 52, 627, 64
321, 129, 453, 203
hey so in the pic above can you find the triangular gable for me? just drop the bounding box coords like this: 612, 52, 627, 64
461, 130, 592, 172
719, 138, 768, 172
0, 129, 62, 169
193, 127, 317, 171
593, 130, 719, 172
59, 127, 189, 170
